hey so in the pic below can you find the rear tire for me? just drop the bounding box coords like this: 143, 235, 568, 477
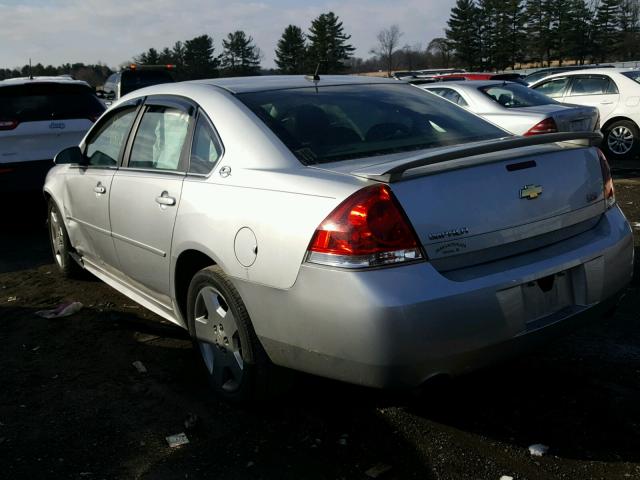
602, 119, 639, 162
48, 200, 84, 279
186, 265, 282, 403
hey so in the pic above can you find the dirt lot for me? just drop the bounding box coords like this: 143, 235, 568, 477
1, 174, 639, 480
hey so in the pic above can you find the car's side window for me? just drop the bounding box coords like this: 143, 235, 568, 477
533, 77, 569, 98
128, 106, 191, 172
189, 115, 223, 175
429, 88, 468, 107
84, 107, 137, 167
569, 75, 618, 96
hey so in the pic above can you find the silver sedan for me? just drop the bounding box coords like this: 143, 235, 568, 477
44, 76, 634, 402
420, 81, 599, 136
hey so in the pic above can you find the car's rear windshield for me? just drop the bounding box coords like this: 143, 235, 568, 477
479, 83, 557, 108
621, 71, 640, 84
0, 83, 105, 122
238, 84, 506, 164
121, 70, 174, 95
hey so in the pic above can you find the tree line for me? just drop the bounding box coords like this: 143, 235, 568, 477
445, 0, 640, 70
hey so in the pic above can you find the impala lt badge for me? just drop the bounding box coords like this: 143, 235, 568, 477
520, 184, 543, 200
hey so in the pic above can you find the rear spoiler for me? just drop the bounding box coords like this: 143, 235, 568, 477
351, 132, 602, 182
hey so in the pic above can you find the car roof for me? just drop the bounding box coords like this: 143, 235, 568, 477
189, 75, 398, 94
531, 67, 637, 83
0, 76, 91, 88
423, 80, 519, 89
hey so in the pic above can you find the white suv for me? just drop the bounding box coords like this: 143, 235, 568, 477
531, 68, 640, 161
0, 76, 104, 196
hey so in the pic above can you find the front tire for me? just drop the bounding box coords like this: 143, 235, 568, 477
48, 200, 84, 278
186, 266, 275, 403
602, 120, 639, 162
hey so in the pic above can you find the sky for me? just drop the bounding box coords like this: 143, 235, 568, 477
0, 0, 456, 70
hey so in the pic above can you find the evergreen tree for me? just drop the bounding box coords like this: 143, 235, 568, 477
220, 31, 262, 76
618, 0, 640, 60
525, 0, 554, 66
275, 25, 307, 74
493, 0, 526, 69
306, 12, 355, 74
477, 0, 501, 69
445, 0, 481, 69
592, 0, 621, 62
135, 47, 160, 65
183, 35, 219, 79
565, 0, 593, 64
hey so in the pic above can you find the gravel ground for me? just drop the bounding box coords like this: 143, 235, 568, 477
0, 174, 638, 480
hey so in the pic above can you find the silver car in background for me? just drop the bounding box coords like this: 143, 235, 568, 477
44, 76, 634, 402
420, 81, 599, 136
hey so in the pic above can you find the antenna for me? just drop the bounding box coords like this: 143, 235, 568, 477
305, 61, 324, 82
29, 58, 33, 80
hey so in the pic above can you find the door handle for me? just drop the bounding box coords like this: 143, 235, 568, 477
94, 183, 106, 194
600, 101, 614, 105
155, 192, 176, 206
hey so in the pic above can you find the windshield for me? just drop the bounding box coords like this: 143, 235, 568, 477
479, 83, 557, 108
0, 83, 105, 122
120, 70, 174, 95
621, 71, 640, 84
238, 84, 506, 165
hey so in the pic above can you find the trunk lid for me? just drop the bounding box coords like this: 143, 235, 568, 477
520, 104, 599, 132
313, 134, 606, 271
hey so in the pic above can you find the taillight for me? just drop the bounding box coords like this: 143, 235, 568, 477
0, 120, 18, 130
524, 117, 558, 136
596, 148, 615, 209
307, 184, 424, 268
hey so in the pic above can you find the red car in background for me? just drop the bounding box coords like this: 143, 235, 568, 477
435, 72, 527, 85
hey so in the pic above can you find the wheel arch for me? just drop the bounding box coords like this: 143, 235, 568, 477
173, 248, 218, 330
601, 115, 639, 132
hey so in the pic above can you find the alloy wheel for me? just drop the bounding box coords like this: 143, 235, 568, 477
607, 125, 634, 155
49, 209, 64, 267
194, 286, 244, 392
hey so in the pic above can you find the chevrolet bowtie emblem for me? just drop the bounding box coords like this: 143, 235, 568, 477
520, 184, 543, 200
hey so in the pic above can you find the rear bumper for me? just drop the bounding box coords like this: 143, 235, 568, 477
235, 206, 634, 388
0, 159, 54, 194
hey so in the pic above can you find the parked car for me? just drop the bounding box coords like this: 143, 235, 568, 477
415, 68, 466, 77
523, 64, 615, 86
530, 68, 640, 160
98, 64, 175, 105
420, 80, 599, 136
0, 76, 105, 196
391, 71, 421, 80
45, 75, 633, 402
434, 72, 527, 85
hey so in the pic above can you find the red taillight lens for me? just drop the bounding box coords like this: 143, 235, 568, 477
596, 148, 615, 208
524, 117, 558, 136
307, 184, 424, 268
0, 120, 18, 130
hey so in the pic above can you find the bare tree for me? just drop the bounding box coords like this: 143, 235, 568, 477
371, 25, 403, 76
427, 37, 454, 67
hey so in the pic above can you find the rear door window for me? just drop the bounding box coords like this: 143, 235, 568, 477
568, 75, 618, 96
427, 88, 468, 106
532, 77, 569, 98
479, 83, 557, 108
0, 83, 105, 123
128, 106, 191, 171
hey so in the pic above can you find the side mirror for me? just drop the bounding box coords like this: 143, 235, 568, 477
54, 146, 84, 165
95, 89, 106, 99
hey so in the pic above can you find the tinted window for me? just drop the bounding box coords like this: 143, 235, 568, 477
532, 77, 569, 98
189, 116, 223, 174
129, 106, 190, 171
85, 108, 137, 167
120, 70, 174, 96
238, 84, 505, 165
480, 83, 557, 108
427, 88, 468, 106
0, 83, 105, 123
569, 76, 618, 95
622, 71, 640, 84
